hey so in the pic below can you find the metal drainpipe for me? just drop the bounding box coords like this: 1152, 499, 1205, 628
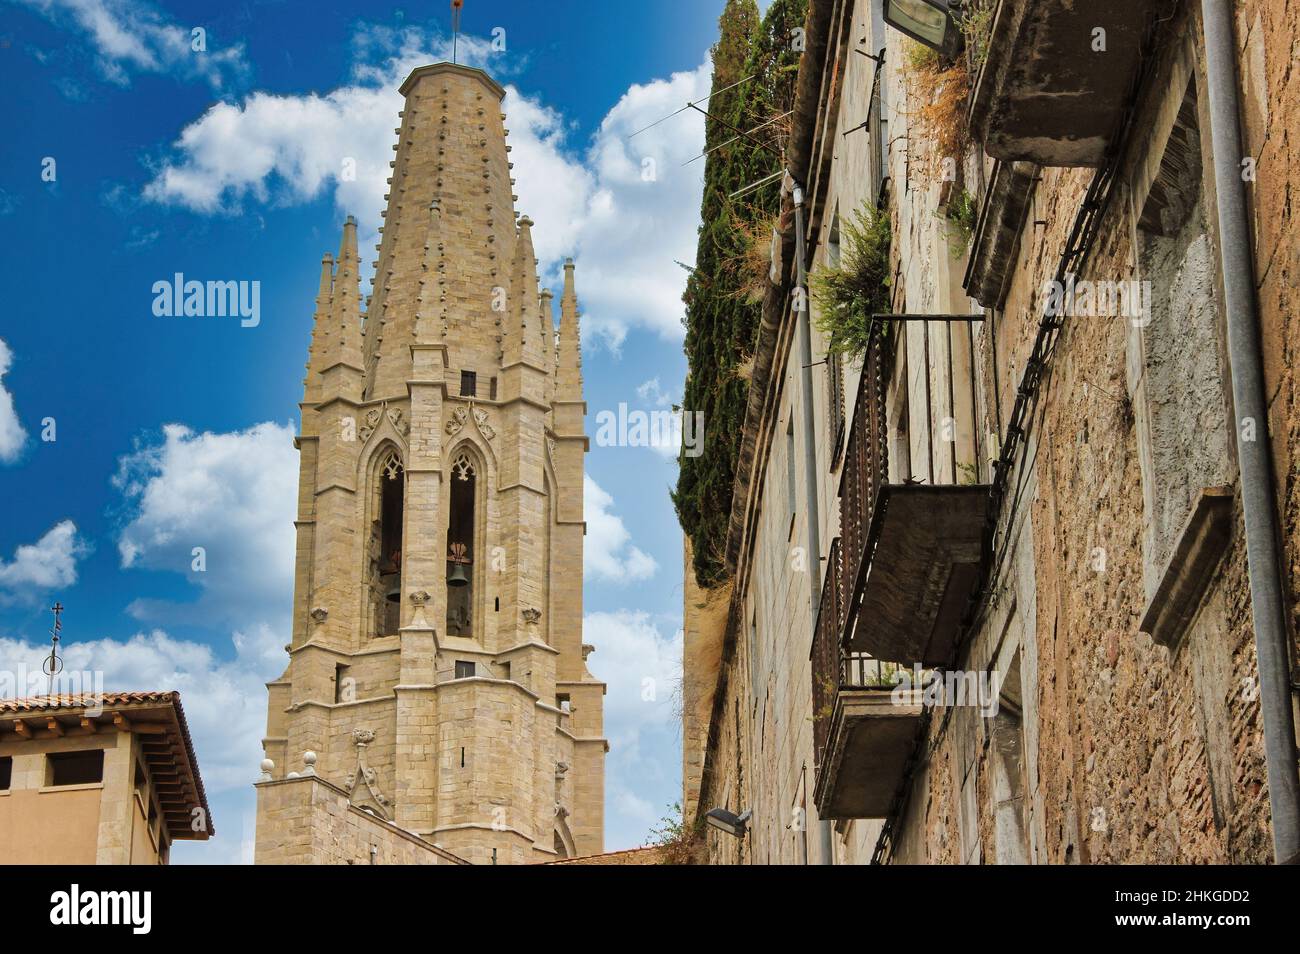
1201, 0, 1300, 864
792, 180, 835, 865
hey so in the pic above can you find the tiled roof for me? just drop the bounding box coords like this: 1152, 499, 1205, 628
543, 845, 669, 865
0, 691, 178, 713
0, 689, 213, 839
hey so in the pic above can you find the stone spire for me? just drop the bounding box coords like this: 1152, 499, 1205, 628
302, 253, 334, 404
262, 63, 605, 867
504, 215, 544, 368
539, 288, 556, 406
313, 218, 365, 399
365, 62, 517, 401
557, 258, 583, 401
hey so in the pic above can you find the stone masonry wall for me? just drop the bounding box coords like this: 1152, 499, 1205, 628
692, 0, 1291, 866
880, 2, 1274, 864
254, 775, 467, 865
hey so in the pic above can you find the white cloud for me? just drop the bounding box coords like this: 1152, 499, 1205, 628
0, 339, 27, 463
583, 475, 658, 583
113, 422, 298, 628
0, 520, 90, 600
141, 27, 503, 226
140, 25, 709, 345
14, 0, 249, 89
585, 609, 681, 746
636, 377, 674, 408
563, 64, 711, 346
584, 610, 683, 847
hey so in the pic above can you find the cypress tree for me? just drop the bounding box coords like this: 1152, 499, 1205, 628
674, 0, 806, 587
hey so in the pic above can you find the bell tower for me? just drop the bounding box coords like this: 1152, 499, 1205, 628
256, 62, 605, 864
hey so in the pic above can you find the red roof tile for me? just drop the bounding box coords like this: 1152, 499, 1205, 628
0, 691, 178, 713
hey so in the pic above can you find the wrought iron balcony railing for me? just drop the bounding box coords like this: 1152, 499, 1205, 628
810, 326, 990, 818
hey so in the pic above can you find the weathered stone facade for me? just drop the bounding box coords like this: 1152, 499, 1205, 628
685, 0, 1299, 865
255, 62, 606, 865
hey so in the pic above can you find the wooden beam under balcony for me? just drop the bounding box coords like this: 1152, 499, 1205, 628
814, 687, 924, 820
844, 484, 989, 667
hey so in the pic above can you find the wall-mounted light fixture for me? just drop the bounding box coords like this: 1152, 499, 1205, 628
705, 807, 752, 838
883, 0, 964, 58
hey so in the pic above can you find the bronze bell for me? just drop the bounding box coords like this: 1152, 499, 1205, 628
447, 541, 471, 587
382, 573, 401, 603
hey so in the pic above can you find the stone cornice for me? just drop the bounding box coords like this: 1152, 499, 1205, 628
399, 62, 505, 101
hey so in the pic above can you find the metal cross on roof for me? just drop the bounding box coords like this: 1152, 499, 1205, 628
42, 601, 64, 677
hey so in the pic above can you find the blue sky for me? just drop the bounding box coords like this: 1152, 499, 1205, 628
0, 0, 728, 862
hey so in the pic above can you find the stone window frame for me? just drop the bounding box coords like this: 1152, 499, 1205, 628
1123, 42, 1235, 643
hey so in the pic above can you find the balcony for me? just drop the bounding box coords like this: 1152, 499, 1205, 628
817, 680, 925, 819
844, 483, 989, 665
810, 333, 989, 819
811, 538, 925, 818
839, 335, 989, 666
967, 0, 1162, 166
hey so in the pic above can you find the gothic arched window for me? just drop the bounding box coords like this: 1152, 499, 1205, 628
446, 452, 477, 637
369, 449, 405, 636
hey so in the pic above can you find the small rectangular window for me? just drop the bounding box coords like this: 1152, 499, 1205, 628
335, 663, 351, 704
489, 376, 498, 400
557, 693, 571, 712
454, 660, 475, 679
460, 370, 477, 397
0, 756, 11, 791
47, 749, 104, 786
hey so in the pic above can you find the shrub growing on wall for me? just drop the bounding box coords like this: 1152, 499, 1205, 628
812, 204, 892, 357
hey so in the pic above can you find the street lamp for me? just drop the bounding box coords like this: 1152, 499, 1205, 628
883, 0, 964, 58
705, 807, 752, 838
